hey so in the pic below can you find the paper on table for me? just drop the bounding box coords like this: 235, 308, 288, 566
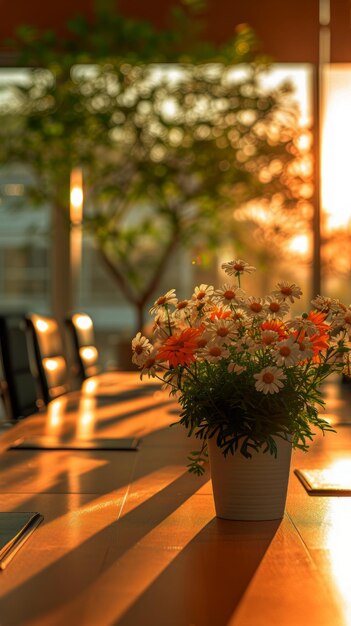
0, 512, 43, 570
295, 469, 351, 495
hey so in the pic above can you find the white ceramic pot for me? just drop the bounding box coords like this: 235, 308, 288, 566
208, 437, 292, 521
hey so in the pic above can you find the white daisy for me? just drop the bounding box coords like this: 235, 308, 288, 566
232, 308, 250, 326
213, 284, 245, 306
228, 363, 247, 374
254, 366, 286, 394
296, 337, 314, 361
131, 333, 153, 366
192, 284, 214, 303
265, 296, 290, 320
334, 306, 351, 334
173, 299, 192, 320
330, 330, 349, 349
150, 289, 178, 315
205, 319, 238, 345
195, 333, 209, 350
288, 316, 318, 337
273, 281, 303, 303
260, 330, 279, 346
272, 336, 300, 367
189, 300, 214, 326
328, 332, 349, 364
244, 296, 267, 319
235, 336, 259, 355
140, 353, 159, 378
221, 259, 256, 276
152, 310, 175, 341
199, 344, 230, 363
311, 295, 336, 313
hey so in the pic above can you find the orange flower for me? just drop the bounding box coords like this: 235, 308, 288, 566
157, 328, 202, 367
295, 312, 330, 361
311, 333, 329, 358
260, 320, 288, 340
210, 306, 232, 320
307, 310, 329, 335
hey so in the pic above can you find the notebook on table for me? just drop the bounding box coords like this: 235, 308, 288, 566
295, 468, 351, 495
0, 512, 43, 570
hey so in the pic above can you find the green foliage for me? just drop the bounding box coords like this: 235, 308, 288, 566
176, 359, 335, 474
0, 1, 307, 329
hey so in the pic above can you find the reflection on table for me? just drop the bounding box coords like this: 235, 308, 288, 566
0, 372, 350, 626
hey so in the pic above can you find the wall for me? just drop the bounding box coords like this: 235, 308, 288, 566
1, 0, 349, 63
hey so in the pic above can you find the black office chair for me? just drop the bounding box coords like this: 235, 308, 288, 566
0, 313, 138, 452
25, 313, 70, 405
65, 313, 101, 384
0, 314, 43, 421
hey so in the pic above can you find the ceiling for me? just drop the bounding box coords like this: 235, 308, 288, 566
0, 0, 350, 63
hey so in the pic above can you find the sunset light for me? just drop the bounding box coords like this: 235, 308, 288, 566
288, 234, 309, 255
321, 66, 351, 232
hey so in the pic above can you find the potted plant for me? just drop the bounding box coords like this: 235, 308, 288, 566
131, 259, 351, 520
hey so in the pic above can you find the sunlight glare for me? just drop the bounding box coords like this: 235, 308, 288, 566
321, 66, 351, 232
80, 346, 98, 362
36, 319, 49, 332
326, 481, 351, 626
83, 378, 98, 395
70, 167, 83, 225
288, 234, 309, 255
74, 314, 93, 330
44, 358, 59, 372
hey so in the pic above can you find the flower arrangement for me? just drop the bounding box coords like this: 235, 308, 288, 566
132, 260, 351, 474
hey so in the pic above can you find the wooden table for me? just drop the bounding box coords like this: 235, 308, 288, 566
0, 372, 351, 626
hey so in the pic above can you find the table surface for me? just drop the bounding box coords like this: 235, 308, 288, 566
0, 371, 351, 626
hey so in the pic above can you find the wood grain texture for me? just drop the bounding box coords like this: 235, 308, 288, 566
0, 373, 350, 625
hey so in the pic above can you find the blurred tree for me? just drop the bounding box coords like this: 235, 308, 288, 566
0, 0, 310, 330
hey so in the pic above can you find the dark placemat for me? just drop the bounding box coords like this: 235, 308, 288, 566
10, 436, 139, 451
295, 468, 351, 495
0, 512, 43, 570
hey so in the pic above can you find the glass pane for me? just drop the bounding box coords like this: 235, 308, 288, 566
321, 64, 351, 303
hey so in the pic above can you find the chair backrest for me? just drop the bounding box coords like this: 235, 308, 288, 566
0, 314, 42, 420
25, 314, 70, 404
65, 313, 100, 382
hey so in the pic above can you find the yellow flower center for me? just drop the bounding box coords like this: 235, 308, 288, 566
197, 338, 207, 348
279, 346, 291, 357
224, 290, 236, 300
209, 346, 222, 357
262, 372, 274, 384
177, 300, 188, 310
196, 291, 206, 300
280, 287, 293, 296
234, 263, 244, 272
135, 345, 143, 354
250, 302, 262, 313
269, 302, 280, 312
157, 296, 167, 305
217, 327, 229, 337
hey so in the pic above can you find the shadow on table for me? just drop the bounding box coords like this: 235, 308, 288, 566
0, 469, 210, 626
114, 517, 280, 626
